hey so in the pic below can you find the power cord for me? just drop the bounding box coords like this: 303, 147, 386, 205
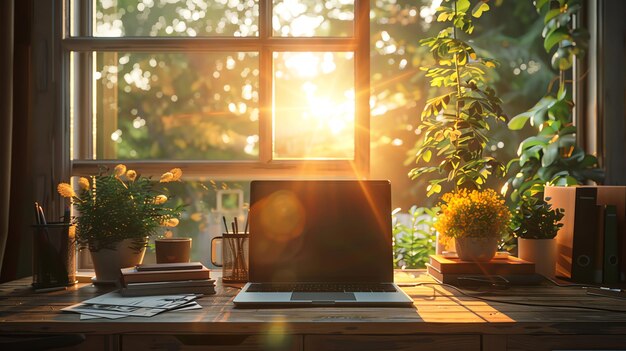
408, 282, 626, 314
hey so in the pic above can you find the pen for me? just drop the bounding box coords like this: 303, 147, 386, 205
234, 217, 239, 234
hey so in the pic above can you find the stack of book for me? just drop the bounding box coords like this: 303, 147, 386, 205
118, 262, 215, 297
545, 185, 626, 284
426, 255, 542, 286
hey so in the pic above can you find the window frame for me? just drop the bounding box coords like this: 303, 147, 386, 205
63, 0, 370, 179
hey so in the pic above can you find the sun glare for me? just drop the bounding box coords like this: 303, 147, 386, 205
274, 52, 355, 159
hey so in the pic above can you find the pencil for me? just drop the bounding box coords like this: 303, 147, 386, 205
222, 216, 229, 234
34, 202, 41, 225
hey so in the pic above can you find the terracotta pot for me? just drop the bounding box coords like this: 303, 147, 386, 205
89, 238, 146, 284
455, 236, 498, 262
518, 238, 556, 278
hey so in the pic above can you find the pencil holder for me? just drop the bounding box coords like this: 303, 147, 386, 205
31, 223, 77, 288
211, 233, 249, 283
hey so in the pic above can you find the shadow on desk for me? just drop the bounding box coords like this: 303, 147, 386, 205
0, 333, 85, 350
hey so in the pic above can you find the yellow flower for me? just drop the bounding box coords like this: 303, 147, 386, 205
162, 218, 179, 227
57, 183, 76, 198
126, 170, 137, 181
190, 212, 203, 222
435, 188, 510, 242
169, 168, 183, 181
160, 172, 174, 183
78, 177, 90, 190
154, 195, 168, 205
114, 164, 126, 177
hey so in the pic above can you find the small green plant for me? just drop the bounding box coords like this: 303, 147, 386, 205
392, 206, 438, 269
505, 0, 603, 202
58, 164, 185, 252
409, 0, 507, 196
511, 195, 564, 239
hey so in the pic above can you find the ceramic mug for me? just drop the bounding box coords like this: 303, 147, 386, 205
155, 237, 192, 263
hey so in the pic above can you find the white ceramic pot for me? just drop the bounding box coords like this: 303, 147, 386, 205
455, 236, 498, 262
518, 238, 556, 278
89, 238, 146, 284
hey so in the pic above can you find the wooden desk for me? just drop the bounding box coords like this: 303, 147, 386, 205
2, 271, 626, 351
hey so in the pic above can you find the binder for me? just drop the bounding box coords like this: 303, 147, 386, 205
545, 186, 600, 283
590, 186, 626, 282
603, 205, 620, 284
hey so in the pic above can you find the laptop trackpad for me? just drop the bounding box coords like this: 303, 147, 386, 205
291, 292, 356, 301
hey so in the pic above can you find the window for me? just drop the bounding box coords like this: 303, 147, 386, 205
65, 0, 370, 179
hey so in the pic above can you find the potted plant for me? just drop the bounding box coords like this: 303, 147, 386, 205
58, 164, 184, 283
511, 194, 564, 277
434, 188, 511, 261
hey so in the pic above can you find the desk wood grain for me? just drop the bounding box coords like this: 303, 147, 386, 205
1, 271, 626, 350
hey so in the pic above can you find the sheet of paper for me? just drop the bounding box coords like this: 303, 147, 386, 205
62, 291, 201, 318
79, 312, 128, 320
170, 302, 202, 311
63, 302, 166, 317
83, 291, 199, 309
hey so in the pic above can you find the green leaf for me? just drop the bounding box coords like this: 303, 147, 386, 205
520, 145, 542, 166
544, 8, 562, 25
552, 46, 574, 70
519, 136, 547, 154
426, 183, 442, 197
471, 2, 489, 18
557, 84, 567, 101
542, 142, 559, 167
457, 0, 471, 13
544, 27, 571, 52
532, 107, 549, 127
578, 154, 598, 168
423, 149, 432, 163
437, 11, 450, 22
535, 0, 550, 11
557, 134, 576, 148
508, 112, 531, 130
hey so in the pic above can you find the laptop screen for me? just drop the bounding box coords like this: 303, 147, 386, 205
248, 180, 393, 283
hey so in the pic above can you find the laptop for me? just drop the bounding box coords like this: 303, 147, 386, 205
233, 180, 414, 307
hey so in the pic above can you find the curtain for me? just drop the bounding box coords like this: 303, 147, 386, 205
0, 0, 15, 276
0, 0, 33, 282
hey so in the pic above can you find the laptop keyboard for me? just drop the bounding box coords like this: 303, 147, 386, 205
247, 283, 397, 293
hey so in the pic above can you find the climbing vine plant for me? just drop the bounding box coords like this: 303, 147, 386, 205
505, 0, 603, 202
409, 0, 507, 196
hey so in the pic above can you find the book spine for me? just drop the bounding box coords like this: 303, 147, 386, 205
122, 270, 211, 284
428, 255, 535, 275
571, 187, 599, 283
603, 205, 620, 284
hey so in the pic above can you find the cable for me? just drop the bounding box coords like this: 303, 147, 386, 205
544, 276, 599, 289
411, 282, 626, 314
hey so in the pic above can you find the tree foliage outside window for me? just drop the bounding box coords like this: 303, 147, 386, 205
84, 0, 552, 264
